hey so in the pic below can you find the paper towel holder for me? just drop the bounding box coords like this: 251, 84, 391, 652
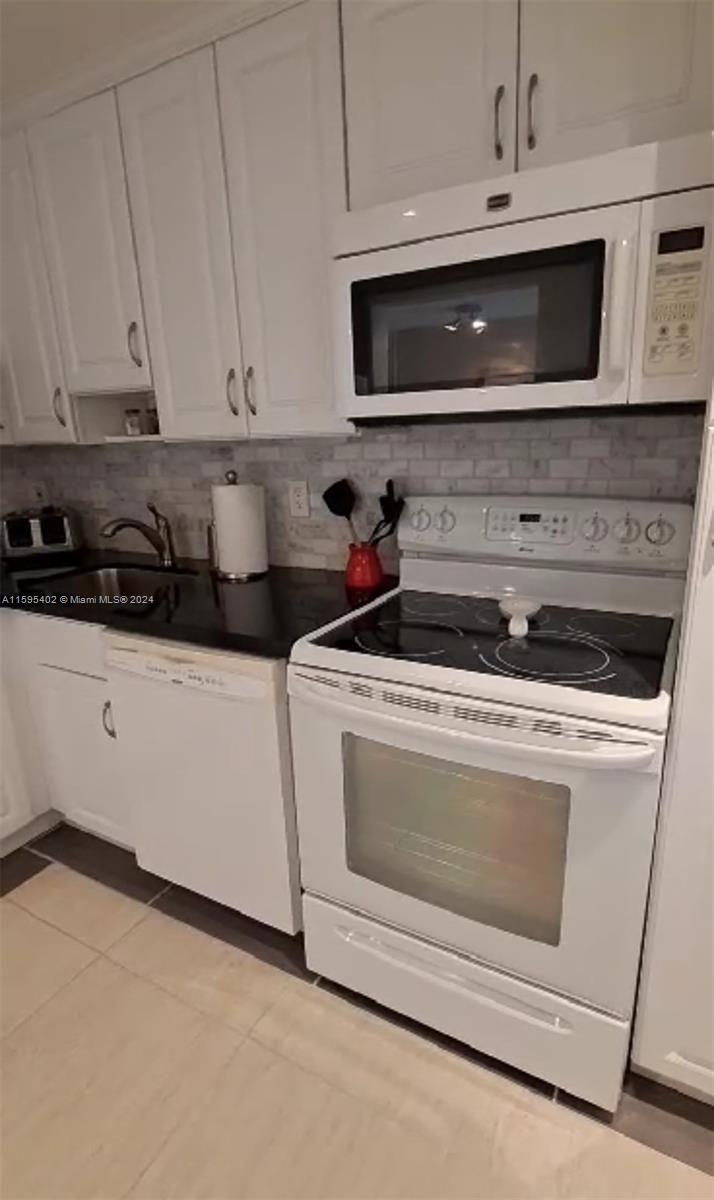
207, 471, 269, 583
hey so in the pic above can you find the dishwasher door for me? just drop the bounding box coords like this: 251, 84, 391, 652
106, 632, 301, 933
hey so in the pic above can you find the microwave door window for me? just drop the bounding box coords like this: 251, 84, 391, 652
351, 240, 605, 395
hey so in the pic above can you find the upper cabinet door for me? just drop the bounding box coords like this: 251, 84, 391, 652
519, 0, 714, 170
119, 50, 247, 439
1, 134, 74, 443
216, 1, 348, 437
342, 0, 518, 210
28, 91, 152, 394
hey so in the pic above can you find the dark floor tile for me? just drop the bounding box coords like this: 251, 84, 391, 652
154, 885, 314, 982
558, 1073, 714, 1176
318, 977, 555, 1100
0, 847, 50, 897
29, 824, 166, 904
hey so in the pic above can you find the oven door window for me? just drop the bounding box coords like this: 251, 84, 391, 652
351, 240, 605, 395
343, 734, 570, 946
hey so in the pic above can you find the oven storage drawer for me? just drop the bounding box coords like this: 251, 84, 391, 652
303, 894, 629, 1111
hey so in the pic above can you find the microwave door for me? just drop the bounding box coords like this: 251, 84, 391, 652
336, 203, 641, 420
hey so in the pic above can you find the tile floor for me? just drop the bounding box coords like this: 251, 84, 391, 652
1, 828, 712, 1200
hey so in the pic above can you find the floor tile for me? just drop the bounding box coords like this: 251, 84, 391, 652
251, 975, 531, 1151
561, 1124, 713, 1199
129, 1036, 456, 1200
30, 823, 165, 903
1, 957, 241, 1200
0, 847, 50, 897
108, 909, 295, 1032
9, 862, 147, 951
154, 883, 314, 980
0, 901, 96, 1037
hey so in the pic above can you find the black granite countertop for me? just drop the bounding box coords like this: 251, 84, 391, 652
1, 549, 396, 659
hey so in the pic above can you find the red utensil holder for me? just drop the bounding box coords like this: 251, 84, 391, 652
345, 542, 384, 592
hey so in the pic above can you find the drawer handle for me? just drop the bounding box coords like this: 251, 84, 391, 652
493, 84, 505, 161
51, 387, 67, 427
101, 699, 117, 739
127, 321, 143, 368
526, 72, 538, 150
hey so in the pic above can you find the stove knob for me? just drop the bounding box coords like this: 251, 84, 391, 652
581, 513, 608, 542
434, 506, 456, 534
613, 514, 641, 544
410, 506, 431, 532
645, 516, 675, 546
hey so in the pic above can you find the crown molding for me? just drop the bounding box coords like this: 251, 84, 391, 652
1, 0, 303, 134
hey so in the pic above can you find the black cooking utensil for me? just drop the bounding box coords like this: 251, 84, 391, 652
369, 479, 401, 544
371, 497, 405, 546
323, 478, 359, 542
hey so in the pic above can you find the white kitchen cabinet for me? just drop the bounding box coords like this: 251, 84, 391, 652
632, 426, 714, 1101
17, 615, 131, 848
519, 0, 714, 171
119, 49, 247, 439
1, 133, 74, 443
0, 613, 51, 838
28, 91, 152, 395
342, 0, 518, 209
217, 1, 348, 437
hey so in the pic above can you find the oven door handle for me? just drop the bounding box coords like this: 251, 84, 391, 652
290, 675, 657, 771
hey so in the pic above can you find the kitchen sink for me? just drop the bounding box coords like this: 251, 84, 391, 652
23, 563, 197, 604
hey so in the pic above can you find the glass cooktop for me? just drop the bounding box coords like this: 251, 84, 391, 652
315, 590, 673, 699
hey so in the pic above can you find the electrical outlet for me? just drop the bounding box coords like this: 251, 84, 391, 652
288, 481, 310, 518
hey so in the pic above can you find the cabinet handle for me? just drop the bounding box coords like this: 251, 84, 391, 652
226, 367, 240, 416
243, 365, 257, 416
51, 387, 67, 427
127, 321, 143, 368
526, 72, 539, 150
493, 84, 505, 161
101, 699, 117, 739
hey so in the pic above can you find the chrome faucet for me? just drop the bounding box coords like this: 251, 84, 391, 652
100, 502, 177, 568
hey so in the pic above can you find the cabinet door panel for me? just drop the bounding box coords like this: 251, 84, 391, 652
519, 0, 713, 169
32, 667, 130, 848
633, 430, 714, 1100
217, 1, 347, 436
1, 134, 74, 443
119, 49, 247, 439
28, 91, 151, 394
343, 0, 517, 209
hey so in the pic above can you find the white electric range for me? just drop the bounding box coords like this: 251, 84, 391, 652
288, 494, 692, 1111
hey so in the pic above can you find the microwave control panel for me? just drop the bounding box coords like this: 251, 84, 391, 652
644, 225, 706, 376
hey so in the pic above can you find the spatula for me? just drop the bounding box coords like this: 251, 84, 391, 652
322, 478, 360, 542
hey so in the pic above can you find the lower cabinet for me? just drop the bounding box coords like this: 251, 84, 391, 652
0, 612, 51, 839
31, 665, 130, 848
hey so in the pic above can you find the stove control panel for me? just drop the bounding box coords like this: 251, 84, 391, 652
399, 495, 693, 572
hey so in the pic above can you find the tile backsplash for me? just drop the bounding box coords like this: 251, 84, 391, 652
1, 409, 703, 571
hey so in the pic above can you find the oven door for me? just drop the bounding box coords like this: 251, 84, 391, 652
289, 666, 662, 1017
336, 204, 640, 419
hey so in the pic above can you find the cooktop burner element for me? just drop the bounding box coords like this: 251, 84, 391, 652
316, 590, 673, 699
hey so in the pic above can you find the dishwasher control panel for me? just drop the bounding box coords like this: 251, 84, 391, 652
104, 635, 276, 700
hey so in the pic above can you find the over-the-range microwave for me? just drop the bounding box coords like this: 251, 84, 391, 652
334, 144, 713, 421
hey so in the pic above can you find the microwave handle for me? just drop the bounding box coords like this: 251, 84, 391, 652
290, 674, 656, 771
607, 233, 635, 372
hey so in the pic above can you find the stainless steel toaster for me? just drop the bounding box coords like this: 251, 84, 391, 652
1, 507, 82, 557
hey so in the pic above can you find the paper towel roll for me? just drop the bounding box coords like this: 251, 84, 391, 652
210, 479, 268, 580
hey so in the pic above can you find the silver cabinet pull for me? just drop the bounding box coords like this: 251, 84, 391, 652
526, 72, 539, 150
226, 367, 240, 416
51, 386, 67, 427
127, 320, 143, 367
493, 84, 505, 161
243, 365, 257, 416
101, 699, 117, 739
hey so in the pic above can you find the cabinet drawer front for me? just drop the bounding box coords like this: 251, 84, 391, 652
303, 894, 629, 1111
19, 613, 107, 678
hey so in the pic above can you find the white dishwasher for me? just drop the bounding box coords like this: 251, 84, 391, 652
105, 632, 301, 933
